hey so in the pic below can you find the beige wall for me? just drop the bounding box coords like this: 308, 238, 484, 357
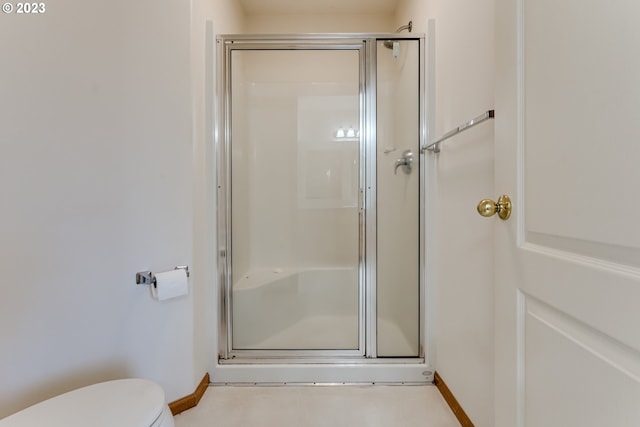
395, 1, 495, 426
245, 13, 393, 33
0, 0, 244, 418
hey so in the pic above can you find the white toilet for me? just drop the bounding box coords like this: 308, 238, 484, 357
0, 379, 174, 427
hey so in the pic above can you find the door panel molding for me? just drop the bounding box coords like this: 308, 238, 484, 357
518, 246, 640, 351
526, 233, 640, 271
524, 295, 640, 425
521, 0, 640, 252
525, 294, 640, 382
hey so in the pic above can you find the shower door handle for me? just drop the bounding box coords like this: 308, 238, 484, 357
394, 150, 413, 175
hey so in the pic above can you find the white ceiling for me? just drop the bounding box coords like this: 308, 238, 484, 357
238, 0, 400, 15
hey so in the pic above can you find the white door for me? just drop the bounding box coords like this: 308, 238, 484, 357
494, 0, 640, 426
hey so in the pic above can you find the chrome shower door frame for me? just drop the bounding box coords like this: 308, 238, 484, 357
216, 34, 428, 369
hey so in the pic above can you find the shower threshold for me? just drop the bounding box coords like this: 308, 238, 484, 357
218, 357, 425, 365
211, 361, 433, 385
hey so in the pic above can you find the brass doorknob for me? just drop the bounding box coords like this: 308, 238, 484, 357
477, 195, 512, 220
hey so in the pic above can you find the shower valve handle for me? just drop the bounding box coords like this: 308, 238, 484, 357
394, 150, 413, 175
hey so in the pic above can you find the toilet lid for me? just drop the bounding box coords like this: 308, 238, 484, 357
0, 379, 166, 427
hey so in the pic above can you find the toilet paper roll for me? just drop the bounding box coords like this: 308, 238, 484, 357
151, 269, 188, 301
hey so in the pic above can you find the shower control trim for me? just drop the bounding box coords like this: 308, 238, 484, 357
394, 150, 413, 175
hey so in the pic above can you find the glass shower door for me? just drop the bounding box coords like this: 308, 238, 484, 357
376, 39, 421, 357
228, 48, 363, 352
219, 36, 426, 365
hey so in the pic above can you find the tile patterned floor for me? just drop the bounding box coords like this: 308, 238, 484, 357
173, 385, 460, 427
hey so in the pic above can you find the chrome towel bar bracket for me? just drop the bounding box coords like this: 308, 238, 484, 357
422, 110, 495, 154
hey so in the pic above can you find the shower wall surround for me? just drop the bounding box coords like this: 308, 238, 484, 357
232, 50, 360, 276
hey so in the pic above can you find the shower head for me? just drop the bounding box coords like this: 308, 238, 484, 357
383, 20, 413, 49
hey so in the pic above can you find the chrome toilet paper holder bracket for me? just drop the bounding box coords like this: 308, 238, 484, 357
136, 271, 156, 286
136, 265, 189, 287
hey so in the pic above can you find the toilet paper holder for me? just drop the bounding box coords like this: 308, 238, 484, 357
136, 265, 190, 287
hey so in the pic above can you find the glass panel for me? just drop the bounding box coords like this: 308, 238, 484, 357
376, 40, 421, 357
230, 49, 361, 350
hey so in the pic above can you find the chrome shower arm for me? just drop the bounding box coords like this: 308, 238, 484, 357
394, 21, 413, 33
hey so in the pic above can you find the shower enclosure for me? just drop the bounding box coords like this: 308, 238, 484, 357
216, 33, 428, 376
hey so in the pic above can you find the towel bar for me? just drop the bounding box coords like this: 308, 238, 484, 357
422, 110, 495, 154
